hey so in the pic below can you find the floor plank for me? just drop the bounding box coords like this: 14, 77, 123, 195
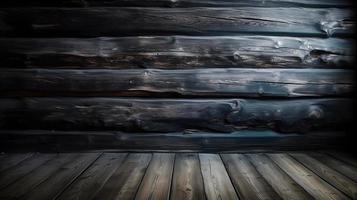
170, 153, 206, 200
135, 153, 175, 200
0, 153, 33, 173
247, 153, 313, 200
290, 153, 357, 199
269, 153, 349, 200
23, 153, 100, 200
326, 151, 357, 168
221, 154, 281, 200
199, 154, 239, 200
311, 153, 357, 182
93, 153, 152, 200
0, 153, 55, 189
58, 153, 128, 200
0, 152, 356, 200
0, 153, 78, 199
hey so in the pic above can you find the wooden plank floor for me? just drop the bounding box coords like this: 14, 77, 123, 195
0, 152, 356, 200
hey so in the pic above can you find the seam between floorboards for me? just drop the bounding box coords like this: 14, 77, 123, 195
219, 153, 242, 199
197, 153, 208, 200
133, 153, 154, 200
168, 153, 176, 200
287, 153, 353, 199
54, 152, 104, 200
265, 153, 315, 199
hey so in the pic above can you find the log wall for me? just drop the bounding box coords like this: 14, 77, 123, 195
0, 0, 354, 151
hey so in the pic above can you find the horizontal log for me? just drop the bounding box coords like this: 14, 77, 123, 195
0, 130, 349, 152
0, 0, 352, 8
0, 36, 353, 68
0, 68, 352, 97
0, 98, 353, 133
0, 8, 354, 37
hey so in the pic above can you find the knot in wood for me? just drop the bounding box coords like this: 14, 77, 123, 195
308, 105, 324, 119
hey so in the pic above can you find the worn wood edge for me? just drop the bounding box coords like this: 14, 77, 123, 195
0, 0, 353, 8
0, 130, 349, 152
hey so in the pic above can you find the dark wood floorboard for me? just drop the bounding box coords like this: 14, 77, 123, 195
0, 153, 33, 173
92, 153, 152, 200
290, 153, 357, 199
170, 153, 206, 200
0, 152, 356, 200
135, 153, 175, 200
311, 153, 357, 183
0, 153, 55, 190
269, 153, 349, 200
57, 153, 128, 200
221, 154, 281, 200
247, 153, 313, 200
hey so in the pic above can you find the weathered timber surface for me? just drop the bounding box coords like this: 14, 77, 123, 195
57, 153, 128, 200
0, 98, 352, 133
199, 154, 239, 200
92, 153, 152, 200
0, 36, 353, 69
310, 153, 357, 182
0, 0, 352, 8
0, 153, 33, 173
23, 153, 99, 200
135, 153, 174, 200
269, 153, 349, 199
0, 154, 55, 189
170, 153, 206, 200
247, 154, 313, 199
290, 153, 357, 199
221, 154, 281, 200
0, 8, 354, 37
0, 69, 353, 97
0, 131, 349, 152
1, 152, 357, 200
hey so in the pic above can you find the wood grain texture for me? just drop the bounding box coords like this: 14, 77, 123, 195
0, 130, 349, 152
0, 0, 352, 8
0, 36, 353, 69
0, 69, 353, 97
23, 153, 100, 200
325, 151, 357, 168
199, 154, 239, 200
0, 98, 352, 133
135, 153, 175, 200
1, 152, 356, 200
0, 8, 354, 37
170, 153, 206, 200
290, 153, 357, 199
221, 154, 281, 200
57, 153, 128, 200
93, 153, 152, 200
247, 154, 313, 200
0, 153, 33, 172
269, 153, 349, 200
311, 153, 357, 182
0, 154, 55, 189
0, 154, 77, 199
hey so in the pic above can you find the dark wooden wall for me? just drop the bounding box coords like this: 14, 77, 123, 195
0, 0, 355, 151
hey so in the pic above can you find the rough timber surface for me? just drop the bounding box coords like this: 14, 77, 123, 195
0, 0, 353, 8
1, 152, 356, 200
0, 36, 353, 68
0, 98, 352, 133
0, 69, 353, 97
0, 8, 354, 37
